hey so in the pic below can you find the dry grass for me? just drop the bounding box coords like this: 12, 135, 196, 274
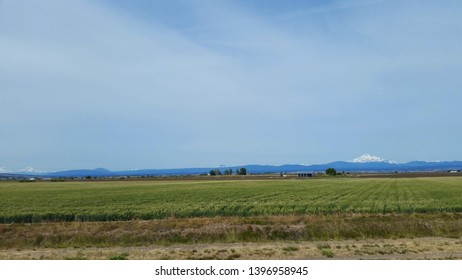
1, 213, 461, 250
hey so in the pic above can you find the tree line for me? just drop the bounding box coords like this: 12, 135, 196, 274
209, 168, 247, 176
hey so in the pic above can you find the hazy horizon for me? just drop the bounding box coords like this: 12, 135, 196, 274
2, 153, 461, 174
2, 0, 461, 171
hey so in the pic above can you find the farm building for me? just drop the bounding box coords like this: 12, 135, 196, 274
297, 172, 313, 178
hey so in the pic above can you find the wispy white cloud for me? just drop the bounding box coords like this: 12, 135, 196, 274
277, 0, 392, 20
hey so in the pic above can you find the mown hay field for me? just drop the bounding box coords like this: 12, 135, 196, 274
1, 177, 462, 223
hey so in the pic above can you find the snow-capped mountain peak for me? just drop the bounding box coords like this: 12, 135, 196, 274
0, 167, 12, 173
17, 167, 47, 173
350, 154, 397, 164
0, 167, 47, 174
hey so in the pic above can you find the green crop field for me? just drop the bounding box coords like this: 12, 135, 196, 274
1, 177, 462, 223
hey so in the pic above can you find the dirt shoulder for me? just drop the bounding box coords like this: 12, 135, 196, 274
1, 237, 461, 260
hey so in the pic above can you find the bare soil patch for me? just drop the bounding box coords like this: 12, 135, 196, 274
1, 237, 461, 260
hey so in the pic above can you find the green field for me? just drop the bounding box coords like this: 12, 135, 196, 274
1, 177, 462, 223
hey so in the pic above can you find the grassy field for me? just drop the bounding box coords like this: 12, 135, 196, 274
1, 177, 462, 223
1, 176, 462, 259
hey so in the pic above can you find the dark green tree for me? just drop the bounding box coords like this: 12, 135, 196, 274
325, 167, 337, 176
239, 167, 247, 175
224, 169, 233, 175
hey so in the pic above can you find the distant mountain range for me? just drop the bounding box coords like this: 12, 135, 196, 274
1, 154, 461, 178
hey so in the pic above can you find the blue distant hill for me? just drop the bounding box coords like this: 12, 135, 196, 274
5, 159, 461, 178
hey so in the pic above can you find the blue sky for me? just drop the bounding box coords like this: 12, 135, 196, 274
1, 0, 461, 171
